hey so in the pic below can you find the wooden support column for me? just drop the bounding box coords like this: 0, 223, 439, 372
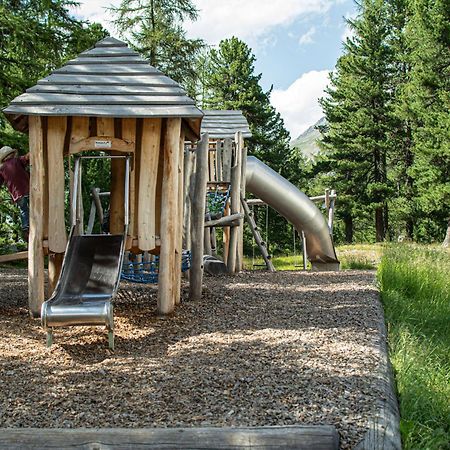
189, 133, 209, 301
122, 118, 136, 238
138, 118, 161, 251
28, 116, 46, 317
227, 133, 242, 274
47, 116, 67, 253
183, 147, 195, 250
158, 118, 181, 314
175, 133, 185, 304
48, 253, 64, 295
237, 141, 247, 271
222, 138, 232, 262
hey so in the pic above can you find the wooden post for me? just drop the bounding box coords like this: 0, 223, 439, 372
47, 116, 67, 253
204, 221, 212, 255
227, 133, 242, 274
216, 140, 223, 181
223, 201, 230, 264
237, 143, 247, 271
48, 252, 64, 296
183, 148, 195, 250
175, 133, 185, 305
138, 118, 161, 251
189, 134, 208, 301
28, 116, 46, 317
158, 118, 181, 314
222, 138, 232, 182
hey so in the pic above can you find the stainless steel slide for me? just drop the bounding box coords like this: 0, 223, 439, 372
41, 155, 130, 349
245, 156, 339, 270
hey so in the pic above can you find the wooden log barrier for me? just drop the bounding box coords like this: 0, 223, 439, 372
189, 133, 209, 301
0, 425, 340, 450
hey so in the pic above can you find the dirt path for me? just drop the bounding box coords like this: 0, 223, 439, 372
0, 268, 385, 449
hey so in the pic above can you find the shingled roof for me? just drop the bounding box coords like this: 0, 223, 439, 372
3, 37, 203, 138
201, 110, 252, 139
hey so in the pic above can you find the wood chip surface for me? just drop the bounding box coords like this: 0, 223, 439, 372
0, 268, 386, 449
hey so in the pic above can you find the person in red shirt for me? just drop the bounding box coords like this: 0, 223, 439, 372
0, 146, 30, 240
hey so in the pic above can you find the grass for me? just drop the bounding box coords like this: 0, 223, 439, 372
378, 244, 450, 450
244, 243, 382, 270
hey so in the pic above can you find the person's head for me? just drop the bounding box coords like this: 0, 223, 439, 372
0, 146, 17, 164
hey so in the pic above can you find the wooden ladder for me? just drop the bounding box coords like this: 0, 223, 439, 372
241, 196, 275, 272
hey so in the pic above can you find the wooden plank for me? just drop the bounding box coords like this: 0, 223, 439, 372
47, 116, 67, 253
54, 64, 160, 74
70, 136, 134, 154
158, 118, 181, 314
28, 84, 185, 95
189, 134, 209, 301
138, 119, 161, 251
0, 425, 340, 450
96, 117, 115, 137
16, 93, 195, 105
28, 116, 46, 317
223, 201, 230, 265
216, 140, 223, 181
70, 116, 90, 144
65, 56, 146, 64
222, 138, 232, 182
0, 251, 28, 263
6, 105, 202, 119
38, 74, 178, 86
122, 119, 136, 241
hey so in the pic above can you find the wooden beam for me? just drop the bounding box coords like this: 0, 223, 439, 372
158, 118, 181, 314
47, 116, 67, 254
0, 251, 28, 263
138, 118, 161, 251
70, 136, 134, 154
182, 148, 195, 250
204, 213, 243, 228
28, 116, 46, 317
189, 133, 208, 301
0, 426, 340, 450
237, 142, 247, 271
222, 138, 232, 182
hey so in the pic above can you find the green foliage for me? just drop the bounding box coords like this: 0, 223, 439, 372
111, 0, 204, 90
378, 245, 450, 449
0, 1, 108, 251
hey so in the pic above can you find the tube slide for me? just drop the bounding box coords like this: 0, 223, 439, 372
245, 156, 339, 270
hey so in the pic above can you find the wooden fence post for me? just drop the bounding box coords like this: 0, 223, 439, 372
189, 134, 209, 301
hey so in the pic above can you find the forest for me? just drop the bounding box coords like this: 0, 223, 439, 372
0, 0, 449, 254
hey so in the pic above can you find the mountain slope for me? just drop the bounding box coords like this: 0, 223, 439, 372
290, 117, 326, 160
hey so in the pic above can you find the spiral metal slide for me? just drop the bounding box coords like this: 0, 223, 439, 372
245, 156, 339, 270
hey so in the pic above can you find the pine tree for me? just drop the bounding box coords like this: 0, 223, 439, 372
201, 37, 290, 174
111, 0, 204, 89
404, 0, 450, 241
320, 0, 393, 242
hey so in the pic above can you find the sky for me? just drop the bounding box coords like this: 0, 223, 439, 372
70, 0, 357, 139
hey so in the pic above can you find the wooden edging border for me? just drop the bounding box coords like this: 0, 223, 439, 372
354, 296, 402, 450
0, 425, 339, 450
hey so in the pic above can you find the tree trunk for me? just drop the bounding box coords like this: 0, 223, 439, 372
443, 218, 450, 248
344, 214, 353, 243
375, 207, 385, 242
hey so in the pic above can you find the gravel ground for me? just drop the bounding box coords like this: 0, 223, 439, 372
0, 267, 386, 449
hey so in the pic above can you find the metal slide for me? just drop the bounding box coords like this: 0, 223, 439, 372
245, 156, 339, 270
41, 155, 130, 349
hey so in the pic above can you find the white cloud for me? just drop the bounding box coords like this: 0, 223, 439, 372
299, 26, 316, 45
271, 70, 330, 138
69, 0, 121, 34
185, 0, 335, 45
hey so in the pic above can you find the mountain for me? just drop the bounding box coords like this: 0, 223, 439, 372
290, 117, 326, 160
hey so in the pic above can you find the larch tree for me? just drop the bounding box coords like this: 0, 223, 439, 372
111, 0, 204, 90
